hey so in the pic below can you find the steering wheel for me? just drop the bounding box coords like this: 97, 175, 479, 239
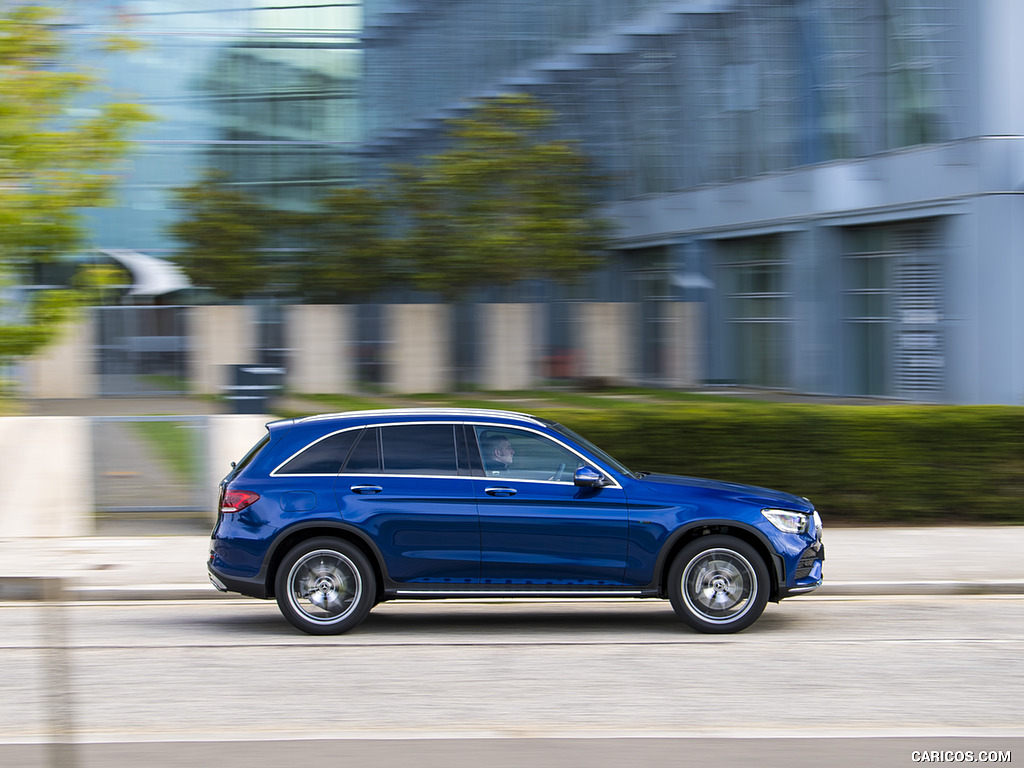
553, 462, 566, 482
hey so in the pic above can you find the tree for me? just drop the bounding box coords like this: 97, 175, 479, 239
165, 94, 609, 305
393, 93, 609, 300
295, 186, 395, 303
0, 4, 149, 365
166, 170, 286, 301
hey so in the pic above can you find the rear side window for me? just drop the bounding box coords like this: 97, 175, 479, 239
276, 429, 361, 475
342, 427, 381, 473
381, 424, 459, 475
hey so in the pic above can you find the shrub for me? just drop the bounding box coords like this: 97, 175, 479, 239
533, 404, 1024, 524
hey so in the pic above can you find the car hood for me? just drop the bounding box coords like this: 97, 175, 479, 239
635, 473, 812, 511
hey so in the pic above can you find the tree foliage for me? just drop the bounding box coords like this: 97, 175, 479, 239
0, 4, 150, 361
168, 94, 609, 303
394, 93, 609, 299
166, 170, 281, 301
294, 186, 395, 303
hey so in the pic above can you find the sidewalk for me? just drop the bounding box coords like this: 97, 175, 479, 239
1, 526, 1022, 601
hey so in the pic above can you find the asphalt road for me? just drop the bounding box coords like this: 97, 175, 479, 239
1, 595, 1022, 767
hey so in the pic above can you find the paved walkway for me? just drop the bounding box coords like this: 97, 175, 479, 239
1, 526, 1021, 601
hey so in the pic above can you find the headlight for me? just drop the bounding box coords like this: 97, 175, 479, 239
761, 508, 809, 534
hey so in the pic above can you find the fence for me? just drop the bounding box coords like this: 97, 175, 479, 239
22, 302, 705, 400
91, 416, 209, 515
0, 414, 270, 538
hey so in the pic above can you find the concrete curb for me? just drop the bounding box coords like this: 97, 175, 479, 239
66, 584, 229, 601
48, 580, 1024, 602
815, 580, 1024, 597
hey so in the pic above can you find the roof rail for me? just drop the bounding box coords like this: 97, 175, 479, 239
297, 407, 544, 425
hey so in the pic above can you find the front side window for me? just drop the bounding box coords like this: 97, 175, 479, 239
474, 426, 588, 482
546, 421, 634, 477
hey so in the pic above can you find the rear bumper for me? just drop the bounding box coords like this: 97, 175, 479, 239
207, 562, 269, 599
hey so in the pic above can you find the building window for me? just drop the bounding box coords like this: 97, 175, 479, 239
841, 222, 943, 399
717, 236, 790, 388
626, 247, 674, 384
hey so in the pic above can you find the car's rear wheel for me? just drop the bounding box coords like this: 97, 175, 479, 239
275, 537, 376, 635
668, 535, 769, 634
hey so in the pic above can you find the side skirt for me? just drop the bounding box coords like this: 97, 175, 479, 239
383, 586, 662, 600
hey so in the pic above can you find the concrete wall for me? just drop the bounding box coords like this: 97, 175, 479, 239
977, 0, 1024, 138
664, 303, 704, 389
188, 305, 258, 396
950, 192, 1024, 404
478, 303, 543, 390
578, 302, 634, 384
286, 304, 354, 395
0, 417, 94, 537
385, 304, 451, 394
21, 316, 97, 399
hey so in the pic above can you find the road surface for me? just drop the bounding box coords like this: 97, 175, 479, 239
1, 595, 1021, 767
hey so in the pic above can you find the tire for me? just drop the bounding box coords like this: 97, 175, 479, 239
275, 537, 376, 635
668, 535, 769, 634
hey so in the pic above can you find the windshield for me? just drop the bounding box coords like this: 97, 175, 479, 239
545, 421, 637, 478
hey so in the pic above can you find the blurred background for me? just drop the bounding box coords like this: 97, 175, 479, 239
6, 0, 1024, 408
3, 8, 1024, 765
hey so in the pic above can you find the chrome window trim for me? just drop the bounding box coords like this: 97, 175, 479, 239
269, 419, 622, 488
467, 421, 622, 490
271, 425, 365, 477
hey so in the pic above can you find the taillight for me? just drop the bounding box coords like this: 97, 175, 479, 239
221, 489, 260, 513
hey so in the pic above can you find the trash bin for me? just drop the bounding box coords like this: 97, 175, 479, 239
224, 365, 285, 414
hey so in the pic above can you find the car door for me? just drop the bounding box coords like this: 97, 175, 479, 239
335, 423, 480, 584
470, 425, 629, 586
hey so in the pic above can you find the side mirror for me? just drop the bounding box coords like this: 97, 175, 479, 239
574, 466, 605, 488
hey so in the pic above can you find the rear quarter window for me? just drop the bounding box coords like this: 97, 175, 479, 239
276, 429, 361, 475
227, 433, 270, 480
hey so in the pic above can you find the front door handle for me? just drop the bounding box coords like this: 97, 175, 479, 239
350, 485, 383, 495
485, 487, 517, 497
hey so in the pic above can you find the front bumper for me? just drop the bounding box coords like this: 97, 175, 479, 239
779, 537, 824, 599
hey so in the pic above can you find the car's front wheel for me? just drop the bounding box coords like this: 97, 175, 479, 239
668, 535, 769, 633
275, 537, 376, 635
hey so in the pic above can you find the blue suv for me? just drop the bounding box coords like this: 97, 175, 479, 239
209, 408, 824, 634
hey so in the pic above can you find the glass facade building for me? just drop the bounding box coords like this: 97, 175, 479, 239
66, 0, 363, 254
361, 0, 1024, 404
56, 0, 1024, 403
363, 0, 963, 197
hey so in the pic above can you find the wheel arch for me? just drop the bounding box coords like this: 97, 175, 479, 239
264, 522, 388, 602
655, 521, 783, 601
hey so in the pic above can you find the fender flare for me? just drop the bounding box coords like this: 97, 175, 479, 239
653, 519, 785, 597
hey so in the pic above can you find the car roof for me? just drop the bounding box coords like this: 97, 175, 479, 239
278, 407, 549, 430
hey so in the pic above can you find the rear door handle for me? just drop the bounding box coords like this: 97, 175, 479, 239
350, 485, 383, 495
485, 487, 517, 497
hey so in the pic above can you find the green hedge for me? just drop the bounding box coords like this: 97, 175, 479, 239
531, 404, 1024, 525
